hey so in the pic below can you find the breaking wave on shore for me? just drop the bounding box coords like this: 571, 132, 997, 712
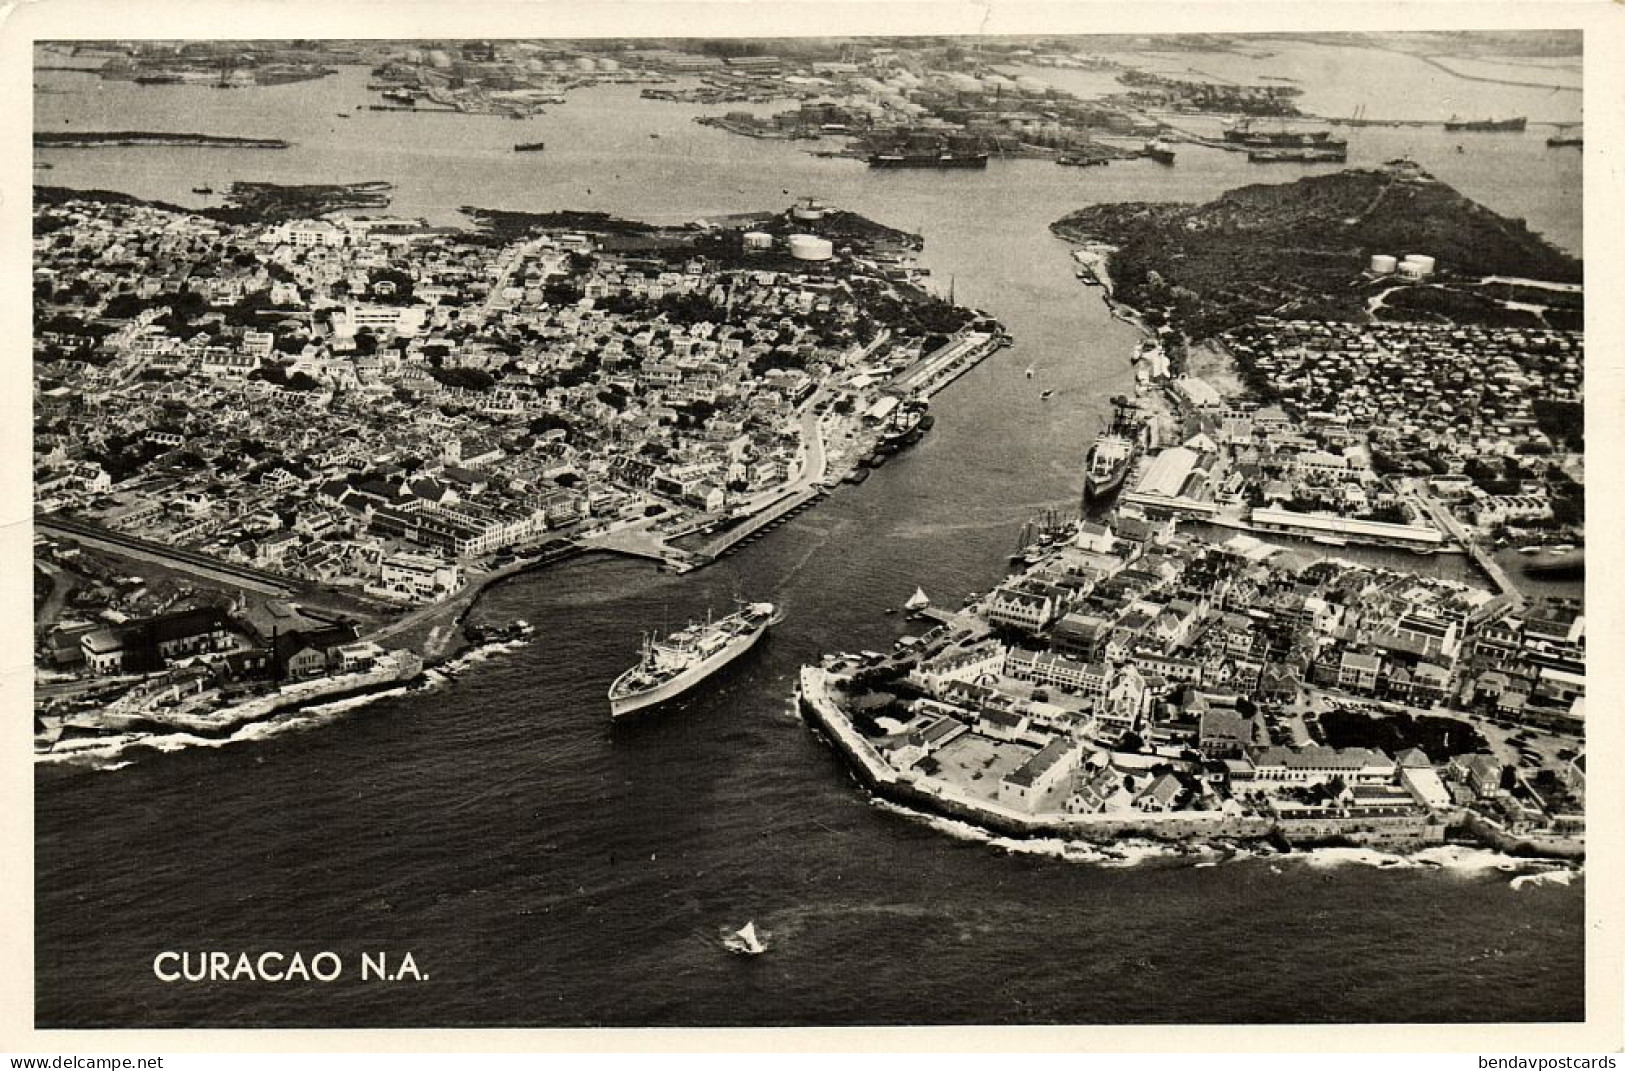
867, 797, 1581, 880
37, 638, 534, 772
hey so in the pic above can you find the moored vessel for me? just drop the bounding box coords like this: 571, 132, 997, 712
875, 399, 930, 453
1444, 115, 1527, 132
609, 602, 778, 718
1084, 396, 1148, 500
867, 130, 989, 169
1143, 140, 1176, 165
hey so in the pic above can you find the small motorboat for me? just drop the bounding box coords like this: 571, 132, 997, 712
1040, 389, 1055, 400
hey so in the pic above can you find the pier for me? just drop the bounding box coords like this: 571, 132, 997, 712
692, 486, 827, 562
891, 330, 1002, 398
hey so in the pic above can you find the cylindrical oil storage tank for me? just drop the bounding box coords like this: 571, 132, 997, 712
1403, 254, 1436, 276
791, 200, 826, 222
788, 234, 834, 261
598, 58, 621, 71
427, 49, 452, 69
743, 231, 774, 250
1369, 254, 1397, 275
576, 57, 598, 72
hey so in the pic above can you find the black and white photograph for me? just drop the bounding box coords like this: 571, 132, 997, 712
15, 0, 1618, 1052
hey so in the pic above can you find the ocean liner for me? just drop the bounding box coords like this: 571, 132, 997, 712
609, 603, 778, 718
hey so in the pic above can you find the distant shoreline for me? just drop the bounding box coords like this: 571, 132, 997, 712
34, 131, 290, 150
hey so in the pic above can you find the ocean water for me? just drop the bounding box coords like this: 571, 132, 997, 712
33, 42, 1584, 1027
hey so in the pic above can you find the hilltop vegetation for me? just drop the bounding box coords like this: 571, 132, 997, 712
1052, 162, 1581, 340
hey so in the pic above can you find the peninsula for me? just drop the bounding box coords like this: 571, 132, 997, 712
800, 164, 1585, 860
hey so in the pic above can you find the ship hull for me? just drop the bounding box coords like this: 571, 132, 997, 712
1084, 462, 1130, 500
868, 153, 989, 169
609, 618, 770, 719
1444, 117, 1526, 132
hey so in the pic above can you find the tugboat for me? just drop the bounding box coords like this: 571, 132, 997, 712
191, 185, 214, 195
514, 141, 546, 152
1143, 139, 1176, 165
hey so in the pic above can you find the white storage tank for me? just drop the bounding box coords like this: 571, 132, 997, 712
743, 231, 774, 250
788, 234, 834, 262
1369, 254, 1397, 275
791, 198, 827, 222
1403, 254, 1436, 276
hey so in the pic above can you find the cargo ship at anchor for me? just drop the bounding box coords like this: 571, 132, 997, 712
608, 603, 778, 719
1084, 396, 1148, 500
1444, 115, 1527, 132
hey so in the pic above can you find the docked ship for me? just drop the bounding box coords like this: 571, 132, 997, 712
1143, 140, 1176, 165
875, 399, 931, 453
1444, 115, 1527, 132
1547, 127, 1582, 148
514, 141, 546, 152
1222, 120, 1347, 151
1083, 396, 1148, 500
608, 603, 778, 719
867, 131, 989, 169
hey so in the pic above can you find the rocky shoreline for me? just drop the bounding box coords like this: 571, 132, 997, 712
798, 667, 1583, 866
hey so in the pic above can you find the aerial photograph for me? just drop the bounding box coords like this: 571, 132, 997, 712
30, 25, 1588, 1032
